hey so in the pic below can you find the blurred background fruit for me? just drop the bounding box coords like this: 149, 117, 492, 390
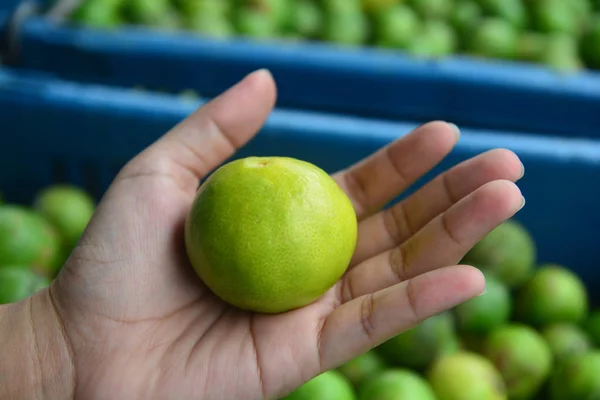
64, 0, 600, 72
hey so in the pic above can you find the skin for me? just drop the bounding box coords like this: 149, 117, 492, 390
0, 69, 525, 400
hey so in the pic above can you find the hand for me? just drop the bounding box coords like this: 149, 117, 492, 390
25, 70, 524, 400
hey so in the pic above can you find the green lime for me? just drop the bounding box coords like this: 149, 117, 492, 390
541, 33, 584, 72
283, 370, 357, 400
235, 7, 280, 39
542, 323, 593, 365
184, 157, 358, 314
376, 312, 457, 370
33, 185, 95, 250
475, 0, 527, 28
467, 18, 519, 59
516, 264, 589, 327
516, 31, 548, 62
360, 0, 400, 14
530, 0, 581, 36
405, 19, 457, 58
428, 351, 507, 400
409, 0, 454, 19
0, 205, 61, 277
484, 323, 553, 400
289, 0, 323, 39
373, 4, 420, 49
358, 368, 436, 400
70, 0, 123, 29
462, 220, 536, 288
186, 12, 235, 37
0, 267, 51, 304
454, 275, 511, 335
321, 9, 369, 46
338, 350, 387, 388
549, 351, 600, 400
450, 1, 483, 44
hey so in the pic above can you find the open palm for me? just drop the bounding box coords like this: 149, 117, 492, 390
48, 70, 524, 400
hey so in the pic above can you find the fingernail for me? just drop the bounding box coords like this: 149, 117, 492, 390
518, 197, 526, 211
519, 161, 525, 179
477, 289, 487, 297
447, 122, 460, 139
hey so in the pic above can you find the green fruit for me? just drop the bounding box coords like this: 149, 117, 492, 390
450, 1, 483, 43
373, 5, 420, 49
549, 351, 600, 400
541, 34, 584, 72
542, 323, 593, 365
70, 0, 123, 29
338, 350, 387, 388
0, 205, 61, 277
581, 16, 600, 69
409, 0, 454, 19
176, 0, 232, 17
283, 370, 357, 400
361, 0, 399, 13
516, 264, 589, 326
186, 12, 235, 37
428, 351, 507, 400
405, 19, 457, 58
462, 220, 536, 288
123, 0, 178, 28
516, 31, 548, 62
467, 18, 519, 59
530, 0, 581, 36
33, 185, 95, 250
484, 324, 553, 400
475, 0, 527, 28
322, 9, 369, 46
454, 275, 511, 335
321, 0, 362, 14
585, 311, 600, 347
235, 7, 280, 39
358, 368, 437, 400
184, 157, 358, 314
376, 312, 457, 370
0, 267, 50, 304
289, 0, 323, 38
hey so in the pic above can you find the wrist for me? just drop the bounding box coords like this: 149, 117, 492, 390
0, 288, 76, 399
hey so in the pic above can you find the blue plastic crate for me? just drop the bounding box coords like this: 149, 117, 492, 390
7, 14, 600, 139
0, 67, 599, 303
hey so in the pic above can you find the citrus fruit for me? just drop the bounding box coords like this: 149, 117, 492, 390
283, 370, 357, 400
0, 267, 51, 304
0, 205, 61, 277
373, 4, 420, 49
549, 351, 600, 400
483, 323, 553, 400
184, 156, 357, 314
462, 220, 535, 288
428, 351, 507, 400
376, 312, 457, 370
338, 350, 387, 388
515, 264, 588, 326
33, 184, 95, 250
541, 323, 592, 365
454, 274, 511, 335
358, 368, 436, 400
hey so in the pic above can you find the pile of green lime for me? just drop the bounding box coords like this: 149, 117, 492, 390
282, 220, 600, 400
65, 0, 600, 72
0, 184, 95, 304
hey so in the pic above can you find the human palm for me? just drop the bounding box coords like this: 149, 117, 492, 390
47, 70, 524, 400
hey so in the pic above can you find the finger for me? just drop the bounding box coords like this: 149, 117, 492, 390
319, 265, 485, 371
118, 69, 277, 195
333, 121, 460, 219
341, 179, 523, 303
351, 149, 524, 265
